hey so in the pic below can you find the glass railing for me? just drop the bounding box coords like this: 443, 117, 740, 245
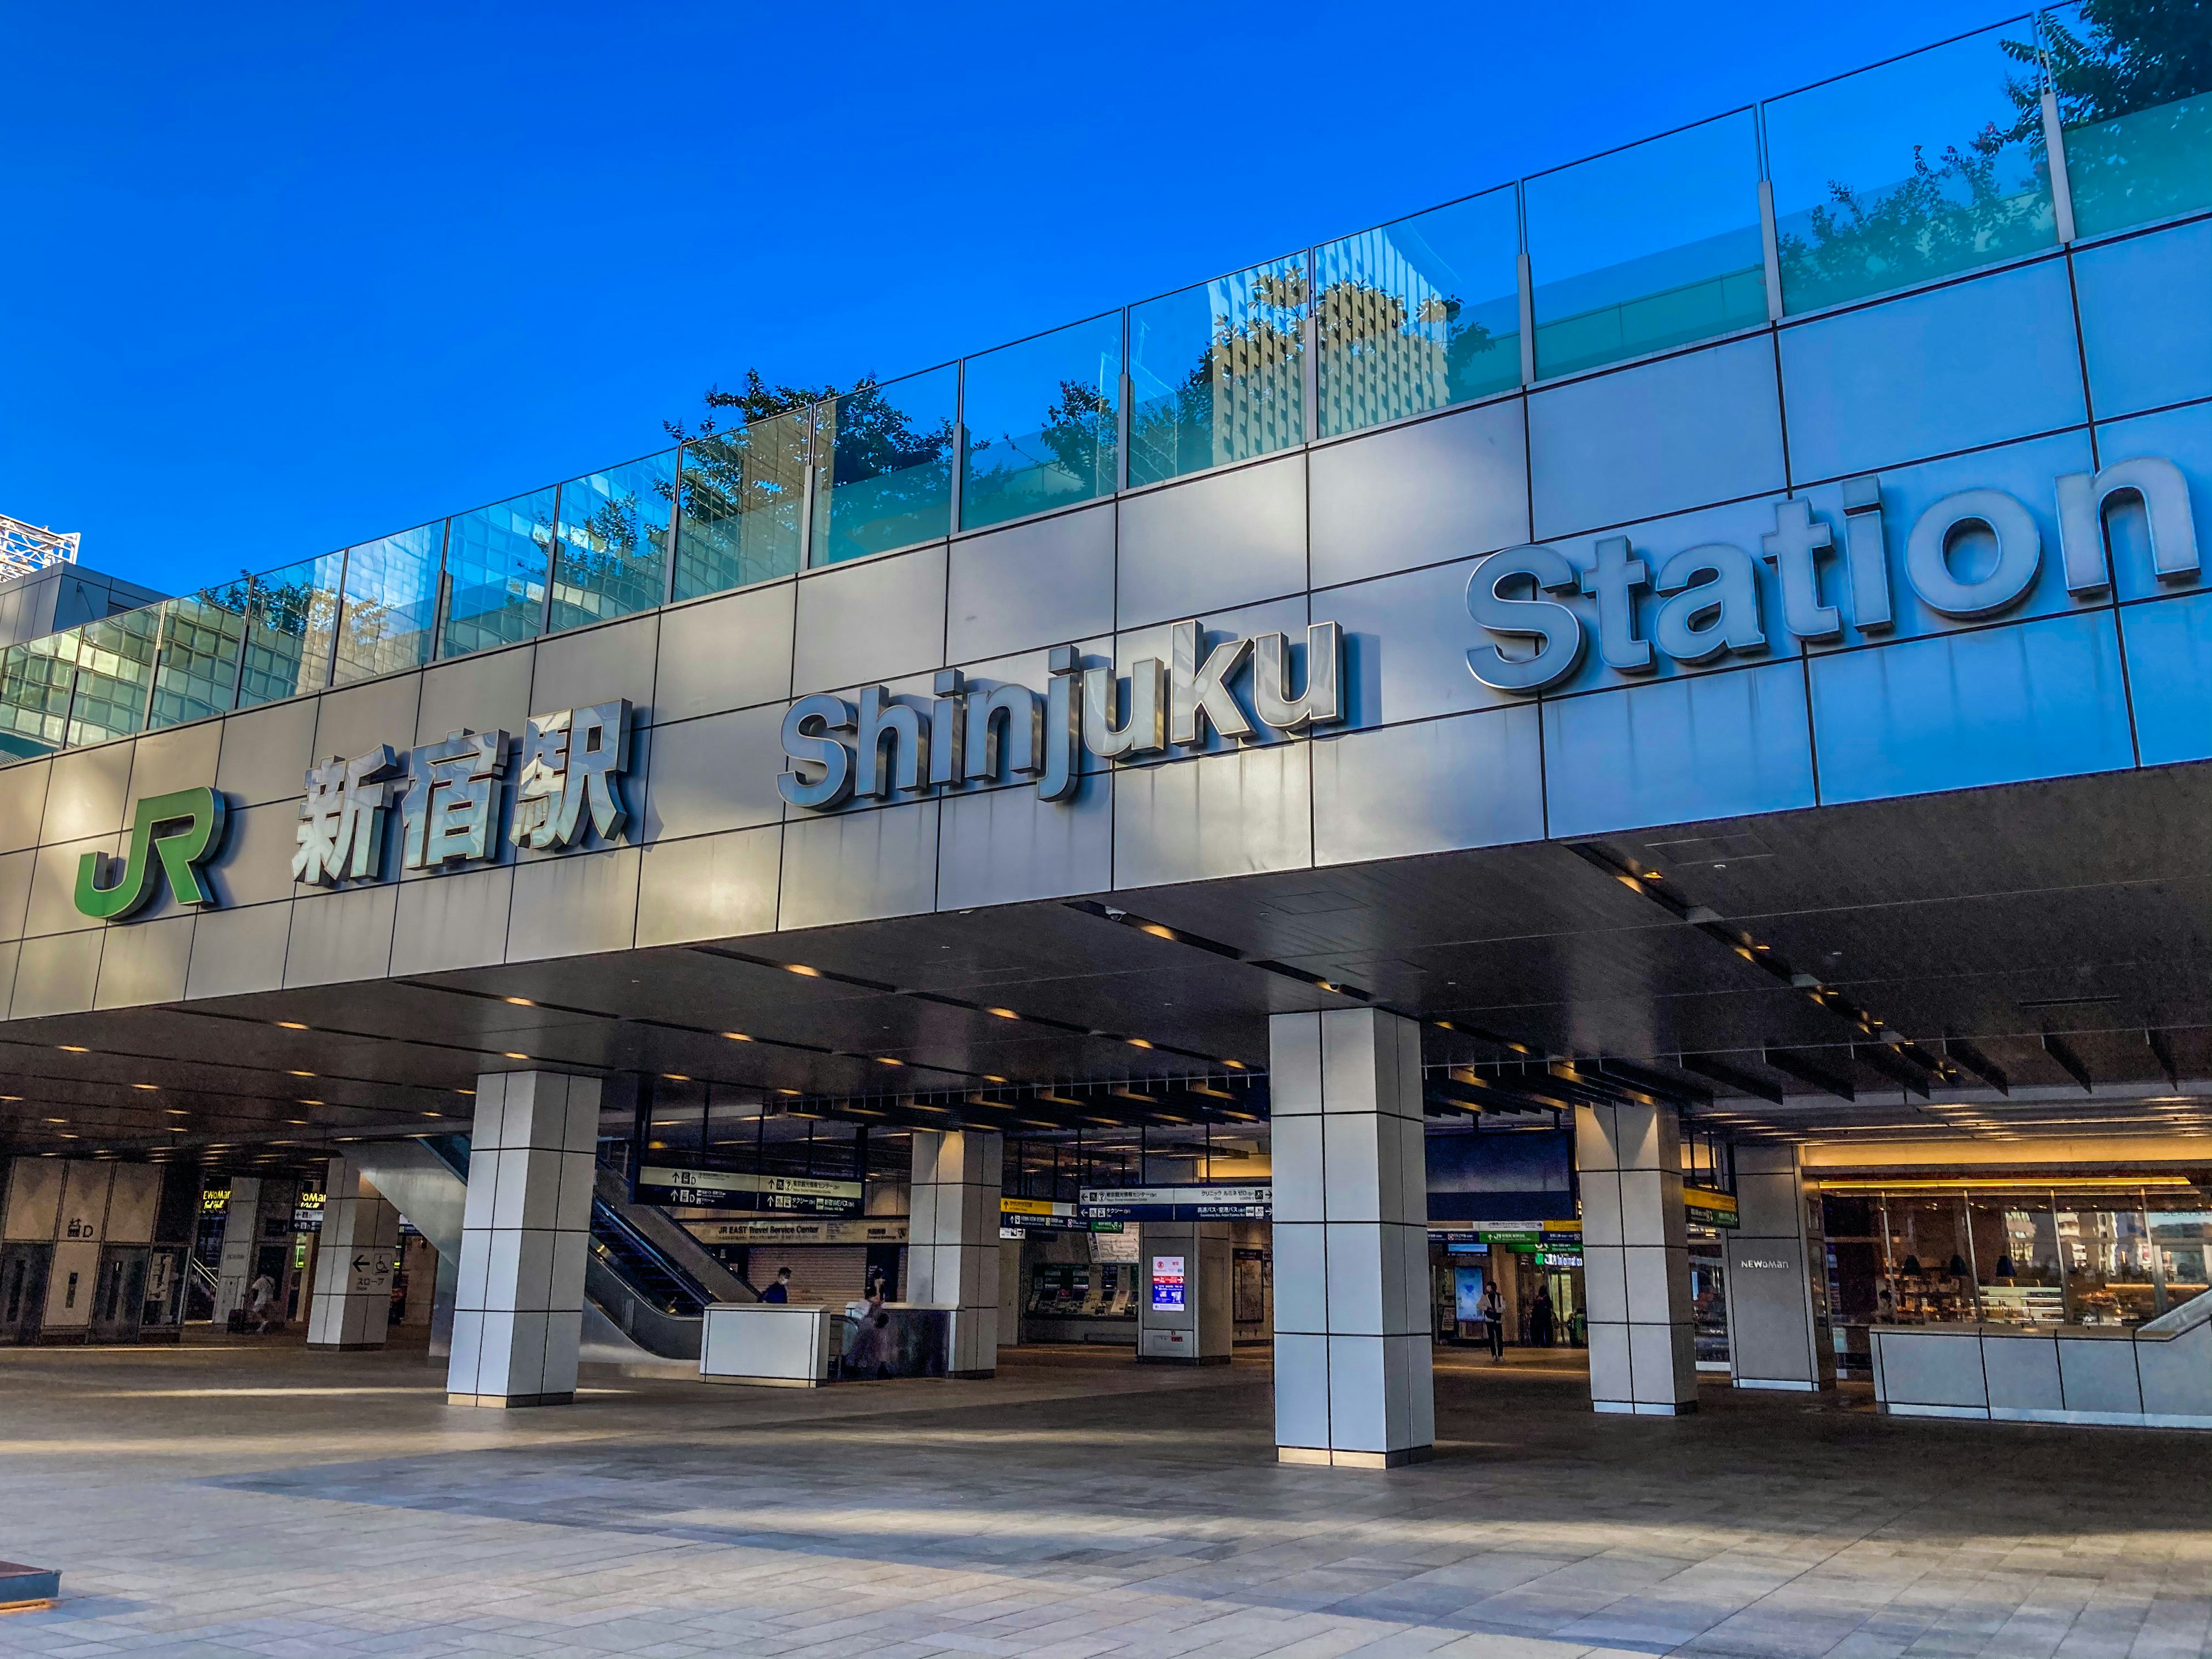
5, 4, 2206, 767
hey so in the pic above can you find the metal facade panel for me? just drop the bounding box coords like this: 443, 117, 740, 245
505, 847, 639, 963
945, 503, 1115, 666
282, 882, 398, 987
791, 544, 949, 698
211, 798, 322, 908
414, 645, 535, 748
2120, 592, 2212, 766
937, 770, 1112, 910
25, 834, 111, 937
1317, 555, 1522, 726
390, 865, 514, 976
2073, 221, 2212, 421
652, 580, 794, 724
11, 930, 100, 1018
1808, 611, 2136, 806
0, 760, 50, 855
310, 676, 422, 773
778, 799, 940, 930
1310, 708, 1544, 866
40, 742, 131, 843
1779, 260, 2086, 483
183, 901, 291, 999
1308, 400, 1530, 589
1112, 744, 1312, 889
2096, 402, 2212, 602
1544, 660, 1815, 838
92, 911, 194, 1009
638, 704, 788, 842
0, 850, 29, 942
634, 823, 780, 946
214, 698, 317, 809
530, 612, 660, 722
1116, 455, 1307, 629
1527, 336, 1785, 540
124, 722, 222, 810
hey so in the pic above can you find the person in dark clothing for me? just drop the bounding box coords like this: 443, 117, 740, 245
1531, 1283, 1555, 1349
1480, 1282, 1505, 1361
760, 1267, 791, 1305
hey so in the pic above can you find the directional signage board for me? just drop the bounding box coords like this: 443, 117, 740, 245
636, 1165, 862, 1217
1081, 1183, 1271, 1222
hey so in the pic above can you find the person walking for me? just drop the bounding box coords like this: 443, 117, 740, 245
1480, 1281, 1505, 1361
1531, 1283, 1555, 1349
760, 1267, 791, 1305
246, 1271, 280, 1334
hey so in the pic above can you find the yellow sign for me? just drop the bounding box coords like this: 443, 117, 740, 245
1683, 1186, 1740, 1226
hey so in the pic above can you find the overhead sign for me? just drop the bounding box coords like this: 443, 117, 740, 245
778, 621, 1343, 811
74, 788, 228, 921
1465, 460, 2196, 691
1000, 1197, 1123, 1233
1684, 1186, 1741, 1228
1081, 1183, 1271, 1222
637, 1165, 862, 1217
683, 1217, 908, 1246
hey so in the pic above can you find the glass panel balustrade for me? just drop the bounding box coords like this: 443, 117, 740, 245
0, 641, 74, 762
148, 584, 252, 730
672, 410, 810, 600
1766, 22, 2055, 316
960, 314, 1122, 531
440, 488, 556, 658
1525, 111, 1766, 377
811, 366, 957, 565
550, 451, 676, 632
1316, 185, 1523, 436
1128, 255, 1307, 486
239, 554, 343, 709
333, 524, 444, 686
59, 608, 164, 746
2046, 0, 2212, 237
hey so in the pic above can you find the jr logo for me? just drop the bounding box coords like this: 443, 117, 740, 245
74, 787, 229, 921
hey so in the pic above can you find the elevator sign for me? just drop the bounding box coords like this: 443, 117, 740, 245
1149, 1256, 1186, 1311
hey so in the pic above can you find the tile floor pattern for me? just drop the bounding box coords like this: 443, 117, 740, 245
1, 1337, 2209, 1659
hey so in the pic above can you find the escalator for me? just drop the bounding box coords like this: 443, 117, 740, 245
345, 1137, 755, 1363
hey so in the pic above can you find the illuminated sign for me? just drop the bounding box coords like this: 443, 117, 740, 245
636, 1165, 861, 1217
1082, 1183, 1271, 1222
1149, 1255, 1186, 1311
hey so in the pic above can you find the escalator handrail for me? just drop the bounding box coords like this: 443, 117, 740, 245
590, 1197, 714, 1315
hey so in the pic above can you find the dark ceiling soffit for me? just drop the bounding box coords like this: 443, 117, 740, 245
2043, 1031, 2094, 1093
1675, 1051, 1786, 1105
1762, 1046, 1857, 1103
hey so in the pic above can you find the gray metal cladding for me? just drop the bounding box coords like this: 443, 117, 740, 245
2072, 222, 2212, 421
1116, 454, 1308, 627
1310, 709, 1544, 865
1308, 399, 1529, 589
946, 501, 1115, 665
790, 543, 948, 696
2120, 592, 2212, 766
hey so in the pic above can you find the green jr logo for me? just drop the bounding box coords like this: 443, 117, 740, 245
73, 787, 229, 921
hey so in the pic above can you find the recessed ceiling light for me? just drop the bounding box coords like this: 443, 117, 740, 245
44, 1117, 65, 1124
58, 1046, 87, 1054
663, 1073, 690, 1082
290, 1070, 314, 1078
422, 1112, 441, 1119
287, 1119, 308, 1126
1222, 1059, 1245, 1070
784, 964, 821, 978
985, 1007, 1020, 1020
984, 1074, 1007, 1084
503, 1052, 528, 1060
877, 1056, 903, 1067
276, 1021, 308, 1031
456, 1088, 474, 1095
165, 1126, 187, 1132
132, 1083, 157, 1090
505, 996, 535, 1006
722, 1032, 752, 1042
299, 1099, 323, 1106
1127, 1038, 1153, 1050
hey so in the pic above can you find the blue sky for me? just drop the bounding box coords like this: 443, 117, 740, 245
3, 1, 2019, 597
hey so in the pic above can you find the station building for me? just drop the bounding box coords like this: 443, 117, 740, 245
3, 9, 2212, 1460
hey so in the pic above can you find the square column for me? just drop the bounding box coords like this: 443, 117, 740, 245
1270, 1008, 1434, 1469
1726, 1143, 1836, 1393
305, 1157, 399, 1350
1578, 1103, 1697, 1415
210, 1176, 263, 1323
447, 1073, 598, 1408
907, 1128, 1001, 1379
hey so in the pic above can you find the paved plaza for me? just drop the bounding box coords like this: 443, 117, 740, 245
1, 1338, 2208, 1659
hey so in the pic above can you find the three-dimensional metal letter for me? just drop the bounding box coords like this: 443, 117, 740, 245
76, 788, 228, 921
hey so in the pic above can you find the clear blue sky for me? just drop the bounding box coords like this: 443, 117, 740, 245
3, 1, 2016, 597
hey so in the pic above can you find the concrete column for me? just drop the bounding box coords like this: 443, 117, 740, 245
1578, 1103, 1698, 1415
1137, 1219, 1232, 1363
907, 1128, 1002, 1379
211, 1176, 262, 1323
1270, 1007, 1434, 1469
305, 1157, 399, 1350
1726, 1144, 1837, 1393
447, 1073, 599, 1408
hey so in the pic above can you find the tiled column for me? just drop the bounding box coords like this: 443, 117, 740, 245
211, 1176, 263, 1323
305, 1157, 399, 1350
907, 1128, 1002, 1379
1578, 1103, 1698, 1415
1270, 1007, 1434, 1469
1726, 1143, 1836, 1393
447, 1073, 598, 1408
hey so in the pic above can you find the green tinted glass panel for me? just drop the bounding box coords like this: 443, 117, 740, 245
240, 555, 342, 709
812, 367, 956, 566
0, 641, 72, 761
59, 607, 162, 745
1767, 22, 2054, 316
149, 585, 250, 729
1527, 111, 1766, 377
673, 412, 809, 600
441, 488, 555, 658
1128, 255, 1306, 486
334, 523, 442, 685
1317, 185, 1522, 438
961, 314, 1122, 531
2048, 1, 2212, 237
551, 452, 675, 632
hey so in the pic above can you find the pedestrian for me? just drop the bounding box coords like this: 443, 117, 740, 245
760, 1266, 791, 1305
1480, 1281, 1505, 1361
1531, 1283, 1555, 1349
247, 1271, 280, 1334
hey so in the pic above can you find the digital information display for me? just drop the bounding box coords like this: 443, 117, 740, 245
1150, 1255, 1187, 1311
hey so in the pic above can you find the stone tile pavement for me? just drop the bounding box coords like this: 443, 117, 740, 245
1, 1338, 2207, 1658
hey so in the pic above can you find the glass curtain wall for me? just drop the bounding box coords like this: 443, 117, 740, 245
1525, 111, 1767, 378
550, 452, 676, 632
334, 525, 443, 687
672, 410, 810, 600
1766, 22, 2055, 316
960, 315, 1121, 530
238, 554, 342, 710
0, 640, 74, 762
60, 609, 163, 746
2047, 0, 2212, 236
1316, 185, 1522, 437
149, 585, 250, 730
810, 366, 957, 566
440, 488, 556, 659
1128, 255, 1308, 486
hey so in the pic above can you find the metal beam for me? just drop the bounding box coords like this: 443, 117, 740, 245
1762, 1047, 1856, 1103
1675, 1051, 1785, 1105
2042, 1032, 2093, 1093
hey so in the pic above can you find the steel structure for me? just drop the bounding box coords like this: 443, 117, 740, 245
0, 512, 79, 582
